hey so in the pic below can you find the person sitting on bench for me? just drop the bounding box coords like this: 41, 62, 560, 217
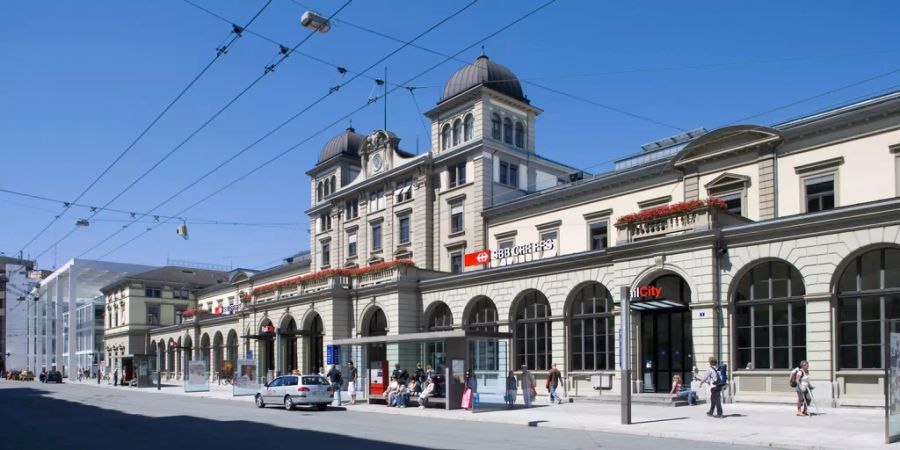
418, 378, 436, 409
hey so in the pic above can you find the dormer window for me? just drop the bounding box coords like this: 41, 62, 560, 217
452, 119, 462, 146
491, 113, 501, 140
503, 118, 513, 145
441, 124, 451, 150
515, 121, 525, 148
464, 114, 474, 141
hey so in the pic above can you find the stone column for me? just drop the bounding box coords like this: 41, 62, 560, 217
274, 332, 282, 376
758, 150, 776, 220
805, 292, 834, 406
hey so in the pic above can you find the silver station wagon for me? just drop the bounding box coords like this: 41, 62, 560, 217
255, 375, 334, 411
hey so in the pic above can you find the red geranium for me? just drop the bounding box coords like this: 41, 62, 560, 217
250, 259, 415, 296
615, 197, 727, 226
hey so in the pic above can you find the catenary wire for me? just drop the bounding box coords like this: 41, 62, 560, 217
14, 0, 273, 258
91, 0, 559, 260
30, 1, 351, 262
75, 0, 478, 259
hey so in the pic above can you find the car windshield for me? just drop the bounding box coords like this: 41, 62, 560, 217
302, 376, 330, 386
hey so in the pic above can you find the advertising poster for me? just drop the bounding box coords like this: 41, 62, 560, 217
233, 359, 258, 397
184, 360, 209, 393
888, 331, 900, 442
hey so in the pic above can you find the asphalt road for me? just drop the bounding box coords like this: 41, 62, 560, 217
0, 381, 760, 450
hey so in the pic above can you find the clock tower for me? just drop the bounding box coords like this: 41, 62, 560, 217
362, 129, 400, 178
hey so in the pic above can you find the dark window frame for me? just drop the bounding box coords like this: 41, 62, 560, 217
568, 283, 614, 371
514, 290, 553, 371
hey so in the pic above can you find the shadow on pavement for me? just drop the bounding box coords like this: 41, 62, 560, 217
0, 387, 427, 450
631, 417, 689, 425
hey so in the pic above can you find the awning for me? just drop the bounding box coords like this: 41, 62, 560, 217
331, 329, 513, 346
629, 299, 686, 311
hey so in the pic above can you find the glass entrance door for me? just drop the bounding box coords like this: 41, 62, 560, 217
640, 309, 693, 393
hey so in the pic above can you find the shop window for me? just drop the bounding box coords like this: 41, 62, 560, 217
589, 221, 608, 250
568, 283, 614, 371
804, 174, 835, 213
838, 248, 900, 369
498, 160, 519, 188
514, 290, 552, 371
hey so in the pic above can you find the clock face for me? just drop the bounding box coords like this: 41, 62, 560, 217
371, 153, 383, 172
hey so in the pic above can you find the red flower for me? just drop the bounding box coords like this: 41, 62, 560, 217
615, 197, 727, 226
249, 259, 416, 297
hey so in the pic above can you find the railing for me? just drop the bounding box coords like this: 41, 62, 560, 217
355, 266, 403, 288
615, 206, 751, 243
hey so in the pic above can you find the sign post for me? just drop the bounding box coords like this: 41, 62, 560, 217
886, 319, 900, 443
619, 286, 632, 425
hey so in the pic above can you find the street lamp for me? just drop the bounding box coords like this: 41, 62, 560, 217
300, 10, 331, 33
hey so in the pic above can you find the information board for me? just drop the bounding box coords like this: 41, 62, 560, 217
233, 359, 258, 397
887, 325, 900, 443
184, 360, 209, 393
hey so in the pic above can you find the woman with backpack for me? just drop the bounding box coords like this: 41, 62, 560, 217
699, 356, 724, 418
791, 361, 812, 416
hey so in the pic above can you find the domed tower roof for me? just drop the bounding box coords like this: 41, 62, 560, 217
441, 54, 526, 103
318, 127, 365, 164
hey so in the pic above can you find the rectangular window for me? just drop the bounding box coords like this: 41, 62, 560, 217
345, 199, 359, 219
719, 192, 743, 216
804, 175, 835, 213
368, 189, 385, 212
450, 251, 463, 274
319, 213, 332, 232
174, 309, 185, 325
347, 231, 357, 258
173, 289, 189, 300
448, 162, 466, 188
589, 221, 608, 250
540, 230, 558, 257
498, 160, 519, 188
450, 201, 464, 234
371, 223, 382, 250
394, 178, 413, 203
398, 215, 410, 244
320, 241, 330, 267
145, 288, 161, 298
146, 305, 160, 326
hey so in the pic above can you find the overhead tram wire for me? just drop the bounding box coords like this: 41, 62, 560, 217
306, 6, 684, 132
31, 1, 352, 262
76, 0, 481, 259
92, 0, 560, 260
15, 0, 274, 258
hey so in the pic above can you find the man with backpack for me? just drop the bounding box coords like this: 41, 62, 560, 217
699, 356, 726, 418
326, 364, 343, 406
791, 361, 812, 416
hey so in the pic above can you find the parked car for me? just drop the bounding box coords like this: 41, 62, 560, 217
18, 371, 34, 381
45, 371, 63, 383
255, 375, 333, 411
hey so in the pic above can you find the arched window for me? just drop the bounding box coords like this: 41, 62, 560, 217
441, 124, 451, 150
464, 114, 474, 141
734, 260, 806, 370
317, 182, 323, 201
491, 114, 501, 140
366, 308, 388, 337
569, 283, 614, 371
514, 290, 552, 370
452, 119, 462, 146
427, 302, 453, 331
503, 118, 513, 144
467, 297, 497, 332
226, 330, 238, 365
330, 175, 337, 191
837, 248, 900, 369
514, 121, 525, 148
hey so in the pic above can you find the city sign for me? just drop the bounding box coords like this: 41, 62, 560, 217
631, 286, 662, 299
464, 239, 556, 267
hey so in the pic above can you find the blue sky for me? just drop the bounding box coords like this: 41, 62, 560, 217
1, 0, 898, 271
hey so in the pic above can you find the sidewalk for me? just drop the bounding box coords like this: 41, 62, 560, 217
61, 379, 890, 450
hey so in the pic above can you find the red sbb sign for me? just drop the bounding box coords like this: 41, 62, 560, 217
213, 306, 224, 315
464, 250, 492, 267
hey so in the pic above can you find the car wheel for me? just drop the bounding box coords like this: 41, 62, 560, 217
316, 403, 328, 411
255, 394, 265, 408
284, 396, 295, 411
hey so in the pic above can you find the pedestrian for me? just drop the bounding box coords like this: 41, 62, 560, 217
547, 363, 562, 404
669, 374, 698, 405
520, 364, 535, 408
318, 366, 325, 378
326, 364, 343, 406
414, 362, 425, 393
392, 363, 409, 385
699, 356, 724, 418
113, 368, 119, 387
419, 378, 436, 409
346, 361, 358, 405
97, 368, 101, 385
791, 360, 813, 416
505, 370, 517, 409
461, 369, 477, 410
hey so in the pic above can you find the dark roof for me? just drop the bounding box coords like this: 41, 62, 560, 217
441, 54, 526, 104
101, 266, 230, 293
318, 127, 366, 164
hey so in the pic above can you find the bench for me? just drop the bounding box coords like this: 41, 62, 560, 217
370, 392, 448, 408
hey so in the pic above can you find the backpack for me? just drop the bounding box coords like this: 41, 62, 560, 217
713, 364, 728, 386
789, 368, 800, 388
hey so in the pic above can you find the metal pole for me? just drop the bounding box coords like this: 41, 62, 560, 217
157, 350, 162, 390
620, 286, 632, 425
383, 67, 387, 131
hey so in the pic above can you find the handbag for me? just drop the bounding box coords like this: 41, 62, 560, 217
461, 387, 473, 409
530, 386, 538, 397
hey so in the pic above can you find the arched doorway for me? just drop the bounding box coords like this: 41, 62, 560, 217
259, 319, 275, 381
183, 335, 193, 378
200, 333, 211, 366
465, 297, 501, 392
226, 330, 238, 366
363, 307, 388, 365
305, 313, 324, 375
166, 339, 176, 377
213, 332, 224, 379
567, 282, 615, 372
280, 316, 298, 375
512, 290, 552, 371
636, 273, 693, 393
